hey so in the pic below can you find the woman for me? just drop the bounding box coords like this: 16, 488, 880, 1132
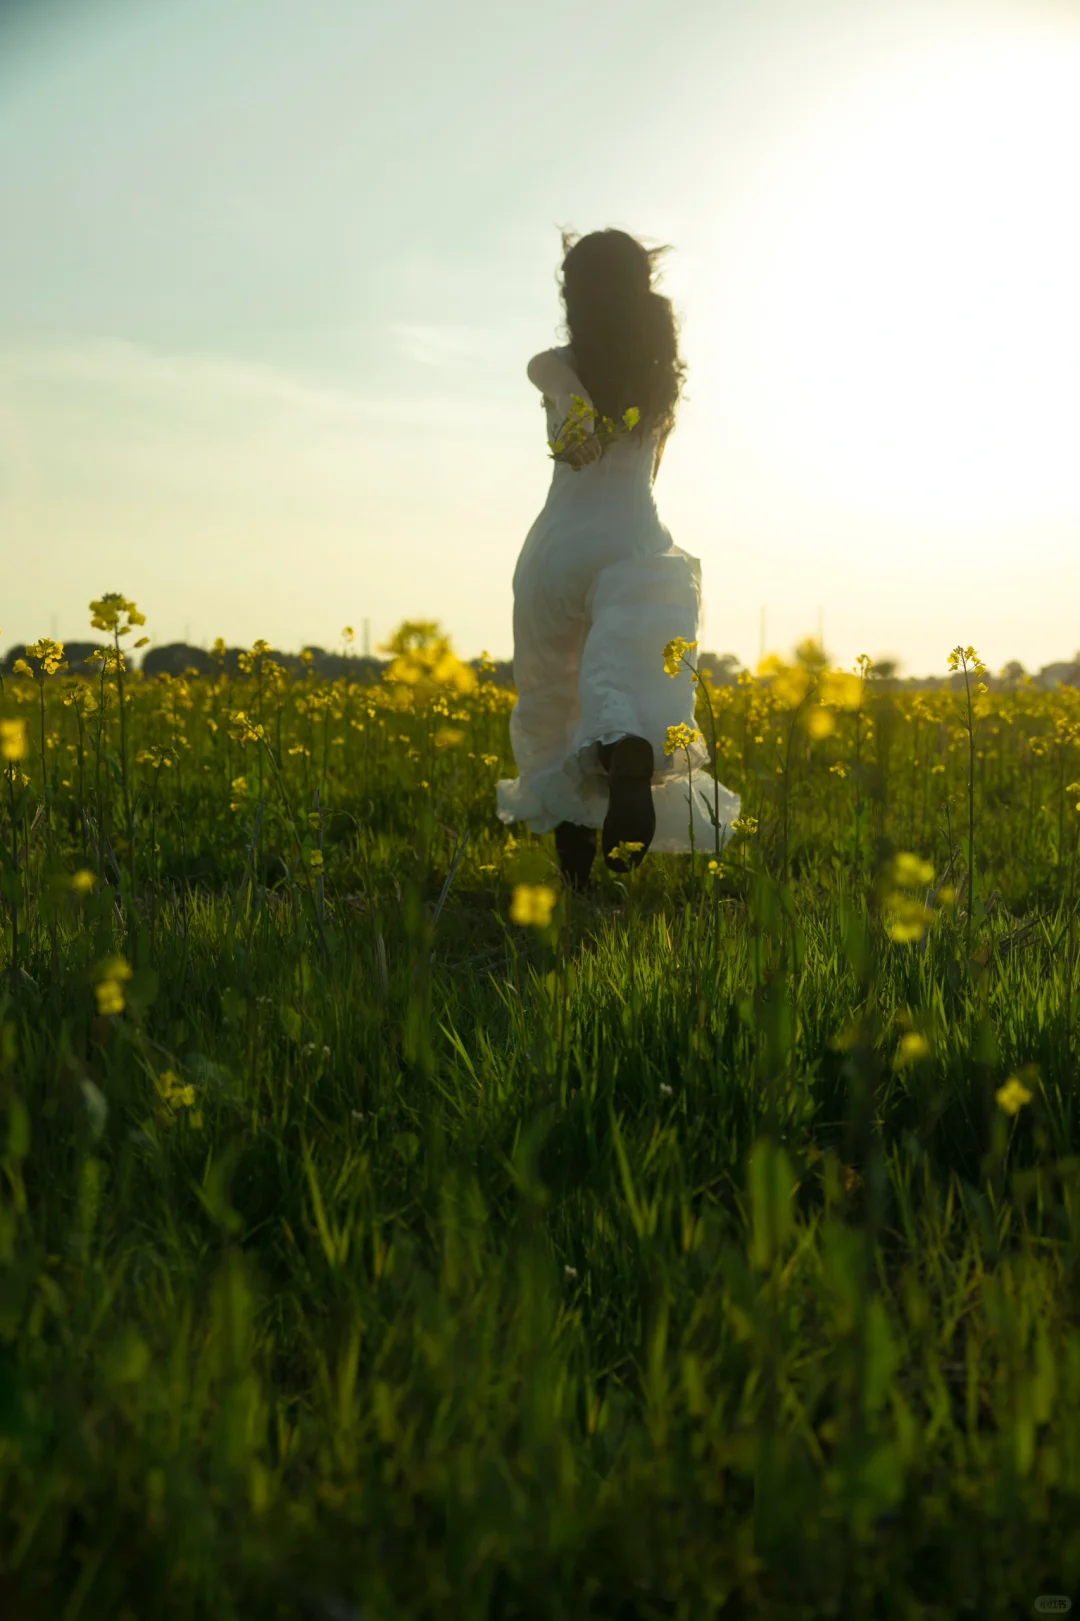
496, 227, 740, 890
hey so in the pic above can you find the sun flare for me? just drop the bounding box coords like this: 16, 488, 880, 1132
721, 27, 1080, 529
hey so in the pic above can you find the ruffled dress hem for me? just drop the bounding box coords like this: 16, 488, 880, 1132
496, 738, 741, 855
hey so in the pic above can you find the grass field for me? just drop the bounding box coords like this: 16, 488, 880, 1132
2, 596, 1080, 1619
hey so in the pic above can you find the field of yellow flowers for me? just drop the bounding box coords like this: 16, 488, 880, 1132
1, 594, 1080, 1619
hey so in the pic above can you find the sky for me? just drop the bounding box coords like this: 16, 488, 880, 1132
2, 0, 1079, 677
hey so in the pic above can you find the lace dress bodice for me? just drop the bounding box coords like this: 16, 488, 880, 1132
538, 346, 661, 506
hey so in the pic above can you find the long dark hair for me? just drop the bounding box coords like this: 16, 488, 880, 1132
557, 227, 687, 443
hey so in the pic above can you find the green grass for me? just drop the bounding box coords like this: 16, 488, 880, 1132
1, 622, 1080, 1618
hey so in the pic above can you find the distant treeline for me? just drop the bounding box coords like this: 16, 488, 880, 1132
3, 641, 1080, 692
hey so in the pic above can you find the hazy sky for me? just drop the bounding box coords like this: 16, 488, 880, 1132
2, 0, 1079, 676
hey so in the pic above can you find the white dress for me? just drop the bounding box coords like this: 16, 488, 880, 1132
496, 346, 742, 852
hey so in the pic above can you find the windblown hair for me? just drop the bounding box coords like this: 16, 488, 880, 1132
557, 227, 687, 443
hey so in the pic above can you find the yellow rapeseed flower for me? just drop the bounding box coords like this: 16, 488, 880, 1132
89, 593, 144, 634
820, 670, 864, 710
662, 638, 697, 677
25, 638, 67, 676
230, 711, 267, 747
0, 717, 28, 762
891, 852, 935, 889
664, 722, 702, 756
608, 841, 645, 867
95, 955, 134, 1015
159, 1070, 197, 1112
771, 664, 811, 709
996, 1075, 1033, 1115
948, 644, 988, 676
883, 893, 935, 943
805, 706, 835, 740
96, 981, 125, 1016
88, 645, 126, 675
70, 869, 97, 894
894, 1031, 932, 1068
434, 726, 465, 748
97, 954, 133, 982
510, 883, 557, 927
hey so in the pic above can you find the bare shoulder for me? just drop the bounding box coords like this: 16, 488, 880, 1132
527, 344, 574, 369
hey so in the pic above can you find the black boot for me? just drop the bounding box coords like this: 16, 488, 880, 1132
599, 735, 655, 872
555, 821, 596, 891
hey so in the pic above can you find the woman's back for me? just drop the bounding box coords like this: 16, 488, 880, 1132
538, 346, 664, 506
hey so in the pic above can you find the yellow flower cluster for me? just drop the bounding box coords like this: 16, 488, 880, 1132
237, 639, 275, 676
548, 393, 596, 458
510, 883, 556, 927
892, 852, 934, 888
135, 745, 174, 770
947, 644, 987, 677
158, 1069, 200, 1126
548, 396, 642, 463
95, 954, 133, 1016
230, 710, 268, 747
379, 621, 477, 705
88, 645, 126, 675
806, 707, 836, 740
765, 660, 812, 710
996, 1064, 1038, 1115
0, 717, 28, 762
662, 638, 698, 678
819, 670, 864, 710
894, 1031, 932, 1068
89, 594, 148, 648
752, 656, 864, 719
881, 851, 938, 944
18, 638, 68, 678
664, 723, 703, 757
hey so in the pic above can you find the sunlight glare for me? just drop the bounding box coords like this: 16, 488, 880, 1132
726, 29, 1080, 529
